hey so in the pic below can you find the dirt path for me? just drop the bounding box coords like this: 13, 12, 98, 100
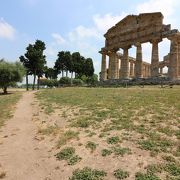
0, 91, 59, 180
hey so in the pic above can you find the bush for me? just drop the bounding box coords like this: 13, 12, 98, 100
39, 79, 58, 87
59, 77, 71, 85
73, 79, 84, 86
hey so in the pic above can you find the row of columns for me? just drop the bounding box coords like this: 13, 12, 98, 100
100, 41, 157, 80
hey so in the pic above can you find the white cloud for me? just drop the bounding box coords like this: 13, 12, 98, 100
93, 12, 127, 33
0, 18, 16, 40
51, 33, 66, 45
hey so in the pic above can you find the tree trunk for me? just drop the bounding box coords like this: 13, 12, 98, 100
3, 86, 7, 94
37, 76, 40, 90
66, 71, 68, 77
32, 71, 36, 90
26, 72, 29, 91
62, 70, 64, 77
71, 72, 73, 85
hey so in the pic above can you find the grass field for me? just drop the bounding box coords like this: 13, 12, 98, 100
0, 92, 22, 128
36, 87, 180, 179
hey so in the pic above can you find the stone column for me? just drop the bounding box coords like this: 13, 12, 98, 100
108, 54, 111, 79
100, 53, 107, 81
151, 39, 161, 77
120, 46, 130, 79
168, 37, 179, 80
116, 55, 120, 79
109, 50, 117, 79
135, 43, 143, 78
130, 61, 134, 77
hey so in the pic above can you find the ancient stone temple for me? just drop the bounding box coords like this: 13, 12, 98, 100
99, 12, 180, 81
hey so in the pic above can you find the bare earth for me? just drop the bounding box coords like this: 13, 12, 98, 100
0, 92, 60, 180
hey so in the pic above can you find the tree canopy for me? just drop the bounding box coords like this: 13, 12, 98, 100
0, 60, 25, 94
19, 40, 46, 90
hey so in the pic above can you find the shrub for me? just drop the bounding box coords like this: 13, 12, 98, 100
73, 78, 84, 86
59, 77, 71, 85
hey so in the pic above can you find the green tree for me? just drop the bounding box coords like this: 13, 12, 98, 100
20, 40, 46, 90
84, 58, 94, 77
0, 60, 25, 94
54, 51, 65, 77
44, 67, 57, 79
19, 56, 31, 91
71, 52, 82, 78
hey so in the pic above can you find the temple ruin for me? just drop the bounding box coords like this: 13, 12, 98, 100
99, 12, 180, 81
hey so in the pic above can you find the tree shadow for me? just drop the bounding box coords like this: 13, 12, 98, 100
0, 92, 14, 96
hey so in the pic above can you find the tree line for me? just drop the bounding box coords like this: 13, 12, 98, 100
19, 39, 95, 90
0, 39, 96, 93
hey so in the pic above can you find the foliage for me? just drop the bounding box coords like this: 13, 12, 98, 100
0, 60, 25, 93
70, 167, 107, 180
20, 40, 46, 90
73, 79, 84, 86
55, 147, 75, 160
135, 172, 160, 180
39, 79, 58, 87
101, 149, 112, 156
55, 147, 81, 166
107, 136, 120, 144
59, 77, 71, 85
114, 169, 129, 179
68, 155, 82, 165
44, 67, 57, 79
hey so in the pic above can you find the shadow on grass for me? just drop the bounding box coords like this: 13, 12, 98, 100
0, 92, 14, 96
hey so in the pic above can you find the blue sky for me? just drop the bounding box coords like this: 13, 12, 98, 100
1, 0, 180, 77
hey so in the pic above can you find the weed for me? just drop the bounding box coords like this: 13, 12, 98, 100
55, 147, 75, 160
112, 146, 131, 157
107, 136, 120, 144
57, 130, 79, 148
101, 149, 112, 157
69, 167, 107, 180
135, 172, 160, 180
164, 163, 180, 176
68, 155, 82, 165
38, 126, 58, 135
85, 141, 97, 152
114, 169, 129, 179
162, 155, 176, 163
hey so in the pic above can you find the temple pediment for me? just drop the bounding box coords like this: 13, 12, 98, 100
104, 12, 171, 50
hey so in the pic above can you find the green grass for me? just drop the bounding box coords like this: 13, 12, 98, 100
57, 130, 79, 148
38, 125, 59, 135
0, 92, 22, 128
70, 167, 107, 180
36, 87, 180, 178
